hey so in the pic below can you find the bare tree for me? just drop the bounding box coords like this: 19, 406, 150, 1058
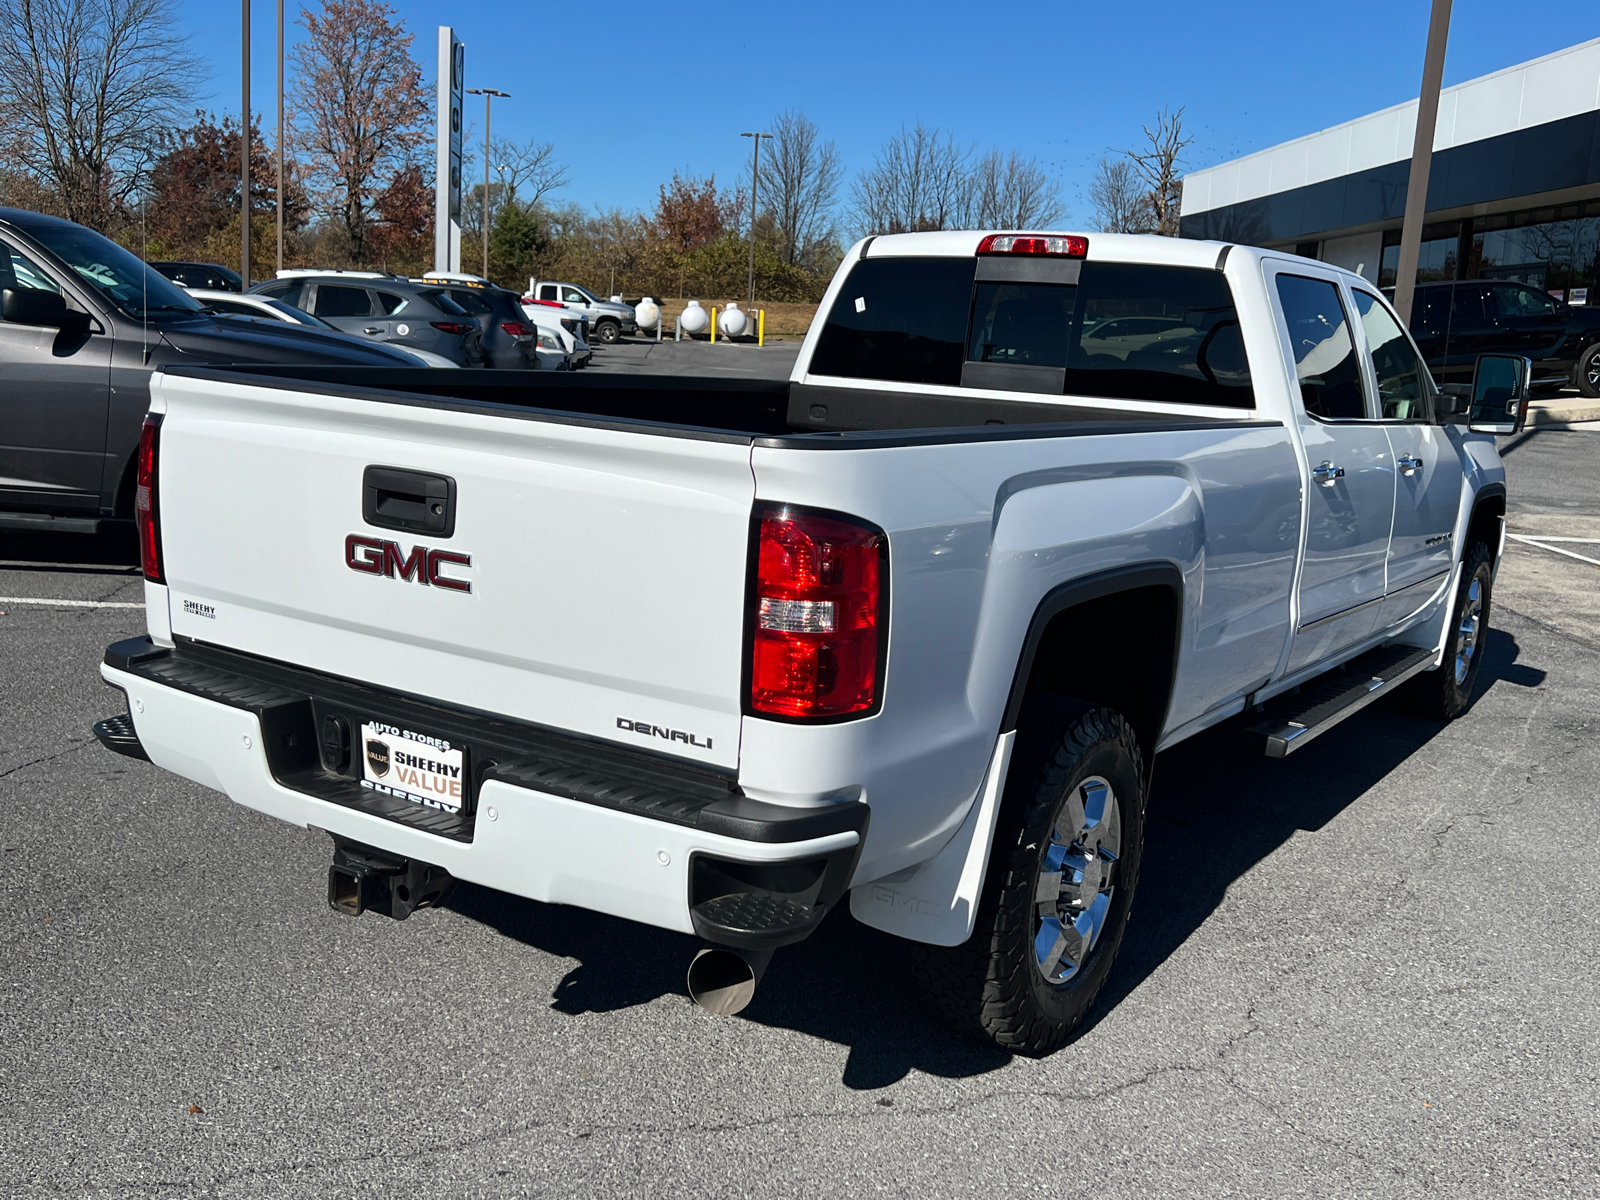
0, 0, 201, 229
490, 135, 568, 207
1125, 106, 1192, 237
590, 207, 643, 297
763, 109, 842, 266
290, 0, 428, 263
1088, 156, 1151, 233
851, 122, 973, 236
971, 149, 1062, 229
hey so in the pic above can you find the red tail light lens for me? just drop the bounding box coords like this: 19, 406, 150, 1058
750, 505, 885, 719
500, 322, 530, 337
976, 233, 1088, 257
431, 321, 472, 335
135, 414, 163, 583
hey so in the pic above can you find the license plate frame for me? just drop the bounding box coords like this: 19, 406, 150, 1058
357, 719, 471, 815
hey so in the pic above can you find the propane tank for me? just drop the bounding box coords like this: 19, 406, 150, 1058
679, 299, 709, 335
634, 296, 660, 331
719, 302, 748, 338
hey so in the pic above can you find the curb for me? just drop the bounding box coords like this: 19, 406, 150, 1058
1529, 399, 1600, 426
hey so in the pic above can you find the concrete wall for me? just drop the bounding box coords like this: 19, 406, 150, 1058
1318, 232, 1384, 284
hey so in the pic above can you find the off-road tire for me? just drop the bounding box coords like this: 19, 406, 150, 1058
915, 701, 1146, 1057
1578, 343, 1600, 399
593, 319, 621, 345
1404, 540, 1494, 720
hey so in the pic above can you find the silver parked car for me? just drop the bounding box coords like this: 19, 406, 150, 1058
250, 271, 485, 366
190, 290, 459, 367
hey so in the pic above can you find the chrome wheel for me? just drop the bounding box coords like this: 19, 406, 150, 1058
1454, 577, 1484, 685
1033, 775, 1122, 985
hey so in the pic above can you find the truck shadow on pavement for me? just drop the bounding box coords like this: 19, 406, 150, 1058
447, 628, 1544, 1089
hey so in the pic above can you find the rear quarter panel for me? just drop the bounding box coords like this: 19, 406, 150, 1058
745, 423, 1301, 884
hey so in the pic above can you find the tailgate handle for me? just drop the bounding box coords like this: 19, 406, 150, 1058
362, 466, 456, 537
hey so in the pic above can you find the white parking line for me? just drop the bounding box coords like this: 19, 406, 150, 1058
1507, 535, 1600, 568
0, 596, 145, 609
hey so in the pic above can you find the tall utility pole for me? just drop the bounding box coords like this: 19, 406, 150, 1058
241, 0, 251, 288
740, 131, 771, 307
1393, 0, 1452, 325
465, 87, 509, 278
275, 0, 284, 275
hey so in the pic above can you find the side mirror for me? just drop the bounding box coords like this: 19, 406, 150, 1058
2, 286, 68, 327
1468, 354, 1533, 435
1436, 383, 1471, 419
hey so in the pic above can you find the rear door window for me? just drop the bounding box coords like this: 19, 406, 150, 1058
375, 291, 409, 315
313, 285, 372, 318
539, 284, 558, 301
449, 289, 494, 315
1274, 274, 1368, 420
259, 280, 304, 307
811, 257, 976, 386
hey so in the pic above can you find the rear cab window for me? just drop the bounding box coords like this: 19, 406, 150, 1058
810, 254, 1253, 408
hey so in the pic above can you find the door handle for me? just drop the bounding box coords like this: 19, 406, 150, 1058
1397, 454, 1423, 475
363, 327, 382, 335
1311, 461, 1345, 487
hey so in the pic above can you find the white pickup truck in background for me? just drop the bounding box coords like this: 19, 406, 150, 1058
95, 230, 1525, 1055
525, 279, 636, 344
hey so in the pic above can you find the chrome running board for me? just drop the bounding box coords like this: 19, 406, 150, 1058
1250, 645, 1435, 759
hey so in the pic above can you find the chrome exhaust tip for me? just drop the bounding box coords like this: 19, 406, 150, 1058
686, 947, 773, 1016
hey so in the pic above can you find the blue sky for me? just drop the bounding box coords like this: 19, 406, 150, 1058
183, 0, 1597, 226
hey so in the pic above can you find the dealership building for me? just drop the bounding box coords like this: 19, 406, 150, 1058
1179, 37, 1600, 305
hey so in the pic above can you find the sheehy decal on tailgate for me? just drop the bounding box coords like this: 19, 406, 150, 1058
359, 722, 465, 812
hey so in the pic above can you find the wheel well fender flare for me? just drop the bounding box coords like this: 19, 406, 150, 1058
999, 561, 1185, 764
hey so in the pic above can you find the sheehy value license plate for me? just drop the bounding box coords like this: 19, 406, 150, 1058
359, 721, 466, 813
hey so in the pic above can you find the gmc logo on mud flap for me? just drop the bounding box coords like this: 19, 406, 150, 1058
872, 885, 937, 917
345, 534, 472, 593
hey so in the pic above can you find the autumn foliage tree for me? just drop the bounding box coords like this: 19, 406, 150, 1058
144, 113, 307, 262
367, 163, 432, 272
290, 0, 428, 263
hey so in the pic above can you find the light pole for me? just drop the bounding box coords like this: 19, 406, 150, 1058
1392, 0, 1452, 324
275, 0, 284, 275
241, 0, 251, 288
740, 131, 771, 307
465, 87, 509, 278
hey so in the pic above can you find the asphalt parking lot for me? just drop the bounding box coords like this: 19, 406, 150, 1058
2, 424, 1597, 1198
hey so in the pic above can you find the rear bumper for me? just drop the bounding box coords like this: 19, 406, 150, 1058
99, 637, 865, 941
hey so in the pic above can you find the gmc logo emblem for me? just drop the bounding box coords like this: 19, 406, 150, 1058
345, 534, 472, 593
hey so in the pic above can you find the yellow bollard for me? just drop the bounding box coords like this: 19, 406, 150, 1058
758, 308, 765, 346
710, 306, 717, 344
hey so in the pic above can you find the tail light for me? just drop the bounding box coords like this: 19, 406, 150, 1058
977, 233, 1087, 257
431, 321, 472, 335
135, 414, 163, 583
749, 505, 885, 720
525, 298, 564, 308
500, 322, 531, 337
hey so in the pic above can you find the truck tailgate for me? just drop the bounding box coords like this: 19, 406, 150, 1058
152, 372, 754, 770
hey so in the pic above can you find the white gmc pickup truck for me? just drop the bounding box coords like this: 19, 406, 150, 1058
95, 231, 1526, 1056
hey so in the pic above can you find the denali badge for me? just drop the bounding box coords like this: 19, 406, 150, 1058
345, 534, 472, 593
617, 717, 713, 750
365, 738, 391, 777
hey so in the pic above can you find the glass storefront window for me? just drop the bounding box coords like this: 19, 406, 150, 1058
1378, 228, 1460, 288
1373, 200, 1600, 302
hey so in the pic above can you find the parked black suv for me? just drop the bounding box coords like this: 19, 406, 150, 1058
420, 276, 538, 369
1399, 279, 1600, 397
0, 207, 423, 534
150, 260, 243, 292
